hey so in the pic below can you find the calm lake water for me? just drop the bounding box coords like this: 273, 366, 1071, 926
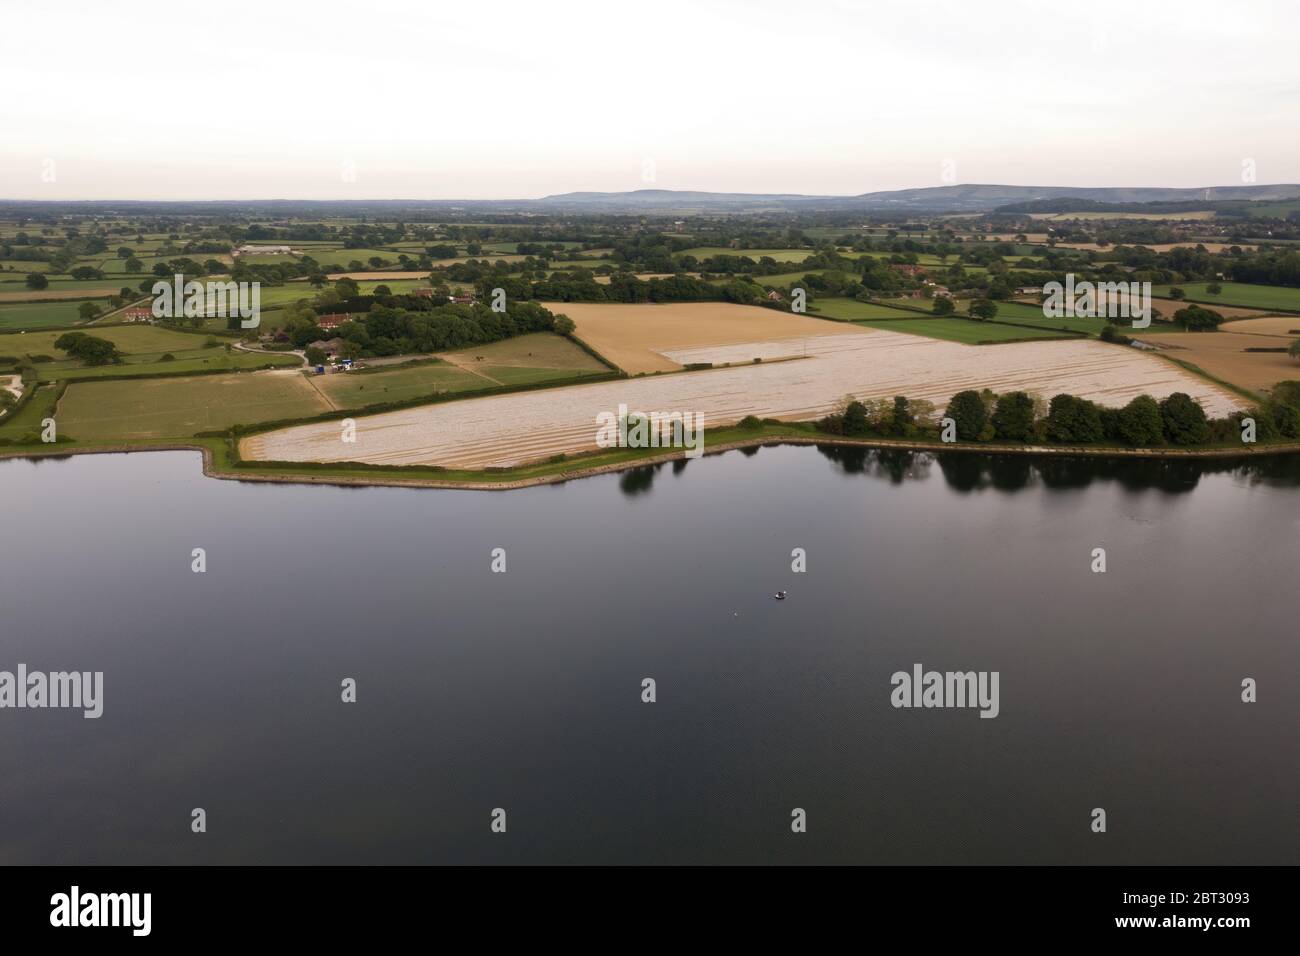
0, 446, 1297, 865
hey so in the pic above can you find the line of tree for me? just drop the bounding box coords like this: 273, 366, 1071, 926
818, 384, 1300, 448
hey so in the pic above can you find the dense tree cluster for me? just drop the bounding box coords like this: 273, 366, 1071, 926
275, 297, 567, 357
53, 332, 121, 366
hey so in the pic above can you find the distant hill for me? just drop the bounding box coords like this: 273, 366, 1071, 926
534, 184, 1300, 213
4, 184, 1300, 217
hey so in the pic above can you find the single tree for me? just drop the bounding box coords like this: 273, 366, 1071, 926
946, 389, 987, 441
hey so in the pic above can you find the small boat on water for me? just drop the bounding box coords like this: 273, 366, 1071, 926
773, 591, 787, 600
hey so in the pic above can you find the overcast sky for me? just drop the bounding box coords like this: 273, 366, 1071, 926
2, 0, 1297, 200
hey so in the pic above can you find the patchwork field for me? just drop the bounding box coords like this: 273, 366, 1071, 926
56, 370, 330, 441
244, 317, 1243, 471
554, 301, 864, 373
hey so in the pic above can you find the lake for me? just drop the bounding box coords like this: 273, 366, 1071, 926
0, 445, 1296, 864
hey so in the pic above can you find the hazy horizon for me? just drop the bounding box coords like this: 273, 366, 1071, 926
4, 0, 1298, 201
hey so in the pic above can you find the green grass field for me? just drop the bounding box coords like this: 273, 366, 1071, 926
0, 325, 299, 380
299, 248, 405, 267
0, 261, 55, 273
811, 298, 928, 321
312, 362, 488, 407
0, 299, 116, 331
1151, 282, 1300, 312
854, 316, 1071, 344
0, 325, 217, 356
980, 301, 1120, 336
40, 350, 300, 382
0, 383, 59, 440
0, 278, 127, 294
439, 332, 610, 372
55, 372, 330, 441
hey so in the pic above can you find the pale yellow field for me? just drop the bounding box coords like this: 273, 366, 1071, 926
556, 301, 862, 373
1136, 331, 1299, 392
244, 311, 1244, 470
1220, 316, 1300, 337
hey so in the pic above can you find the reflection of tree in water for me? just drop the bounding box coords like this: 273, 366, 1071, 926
618, 462, 664, 497
820, 444, 1300, 496
671, 458, 689, 476
814, 444, 932, 484
988, 455, 1032, 491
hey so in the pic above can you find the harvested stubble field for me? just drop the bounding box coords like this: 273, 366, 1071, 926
556, 301, 863, 373
1136, 330, 1300, 393
1220, 316, 1300, 337
244, 310, 1243, 471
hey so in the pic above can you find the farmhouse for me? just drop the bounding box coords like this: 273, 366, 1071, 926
235, 244, 292, 256
123, 307, 153, 323
317, 314, 351, 331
